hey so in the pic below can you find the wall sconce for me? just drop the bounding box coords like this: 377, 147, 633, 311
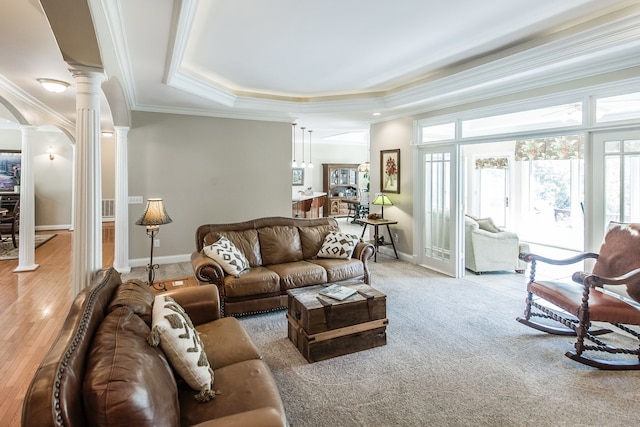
135, 198, 173, 291
48, 146, 55, 160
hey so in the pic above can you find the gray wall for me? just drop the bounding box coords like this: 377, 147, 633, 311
127, 111, 291, 260
0, 128, 74, 229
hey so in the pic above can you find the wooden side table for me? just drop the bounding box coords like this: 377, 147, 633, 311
150, 276, 198, 294
357, 218, 399, 262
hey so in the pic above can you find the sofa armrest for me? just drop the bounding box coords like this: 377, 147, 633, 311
353, 241, 374, 261
164, 285, 221, 324
353, 241, 375, 284
191, 407, 286, 427
191, 251, 225, 286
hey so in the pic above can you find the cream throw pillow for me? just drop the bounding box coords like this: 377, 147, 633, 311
476, 217, 501, 233
148, 295, 215, 402
203, 235, 250, 276
317, 231, 359, 259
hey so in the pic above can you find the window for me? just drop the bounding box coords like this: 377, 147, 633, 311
596, 92, 640, 123
462, 103, 582, 137
421, 123, 455, 143
516, 135, 584, 250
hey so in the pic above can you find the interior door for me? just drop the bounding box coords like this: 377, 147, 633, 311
415, 144, 463, 277
590, 130, 640, 251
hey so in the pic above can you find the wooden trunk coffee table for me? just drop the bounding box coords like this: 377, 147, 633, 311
286, 281, 387, 362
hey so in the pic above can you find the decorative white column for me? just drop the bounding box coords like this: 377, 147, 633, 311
71, 69, 103, 297
113, 126, 130, 273
14, 125, 38, 272
69, 143, 76, 231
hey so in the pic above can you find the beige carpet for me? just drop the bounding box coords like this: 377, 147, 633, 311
0, 234, 56, 260
238, 259, 640, 427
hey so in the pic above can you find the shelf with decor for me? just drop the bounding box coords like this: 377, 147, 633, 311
322, 163, 359, 218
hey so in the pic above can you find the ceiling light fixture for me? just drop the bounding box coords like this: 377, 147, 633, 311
291, 123, 298, 168
37, 78, 69, 93
372, 112, 381, 116
101, 131, 114, 137
307, 129, 314, 169
300, 126, 306, 168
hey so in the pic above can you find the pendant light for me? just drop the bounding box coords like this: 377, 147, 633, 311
307, 129, 314, 168
300, 126, 307, 168
358, 137, 371, 172
291, 123, 298, 168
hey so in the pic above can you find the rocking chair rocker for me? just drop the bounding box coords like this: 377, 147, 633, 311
517, 222, 640, 370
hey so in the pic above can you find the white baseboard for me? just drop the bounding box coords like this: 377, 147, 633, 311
35, 224, 72, 231
128, 253, 192, 268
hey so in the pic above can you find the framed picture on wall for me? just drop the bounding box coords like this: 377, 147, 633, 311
380, 149, 400, 193
292, 168, 304, 186
0, 150, 21, 193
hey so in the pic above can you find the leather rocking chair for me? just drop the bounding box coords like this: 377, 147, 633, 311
517, 222, 640, 370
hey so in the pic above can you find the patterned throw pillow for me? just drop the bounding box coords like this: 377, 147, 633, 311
202, 235, 250, 276
317, 231, 359, 259
148, 295, 215, 402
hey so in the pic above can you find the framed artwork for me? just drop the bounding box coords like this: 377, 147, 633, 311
380, 149, 400, 193
0, 150, 21, 192
292, 168, 304, 186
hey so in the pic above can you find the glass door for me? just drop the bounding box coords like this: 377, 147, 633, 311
415, 144, 463, 277
590, 130, 640, 251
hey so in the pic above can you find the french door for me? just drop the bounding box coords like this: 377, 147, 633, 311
589, 130, 640, 251
415, 144, 463, 277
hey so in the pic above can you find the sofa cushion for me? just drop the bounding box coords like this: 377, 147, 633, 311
223, 266, 281, 298
266, 261, 327, 291
203, 236, 250, 276
83, 306, 180, 427
309, 258, 365, 283
108, 278, 154, 326
299, 224, 339, 259
258, 225, 303, 265
178, 359, 286, 427
148, 295, 215, 402
195, 317, 262, 370
209, 229, 263, 267
317, 231, 359, 259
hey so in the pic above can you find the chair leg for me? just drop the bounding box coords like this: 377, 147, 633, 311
11, 222, 17, 248
565, 324, 640, 370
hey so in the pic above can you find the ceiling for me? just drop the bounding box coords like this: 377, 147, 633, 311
1, 0, 639, 139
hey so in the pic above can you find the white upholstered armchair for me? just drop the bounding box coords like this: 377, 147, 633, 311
464, 215, 528, 274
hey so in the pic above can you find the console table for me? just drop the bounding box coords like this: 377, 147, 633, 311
357, 218, 399, 262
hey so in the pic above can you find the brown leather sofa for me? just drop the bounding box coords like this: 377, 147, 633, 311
191, 216, 375, 316
22, 268, 287, 427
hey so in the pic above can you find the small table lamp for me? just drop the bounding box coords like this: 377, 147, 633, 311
136, 198, 172, 291
372, 193, 393, 219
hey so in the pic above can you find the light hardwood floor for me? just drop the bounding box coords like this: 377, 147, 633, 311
0, 226, 114, 427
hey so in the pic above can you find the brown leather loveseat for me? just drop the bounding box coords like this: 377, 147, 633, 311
191, 216, 375, 316
22, 268, 287, 427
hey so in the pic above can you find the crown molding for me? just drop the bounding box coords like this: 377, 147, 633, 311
103, 0, 640, 124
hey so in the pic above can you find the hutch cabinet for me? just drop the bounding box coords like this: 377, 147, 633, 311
322, 163, 359, 217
